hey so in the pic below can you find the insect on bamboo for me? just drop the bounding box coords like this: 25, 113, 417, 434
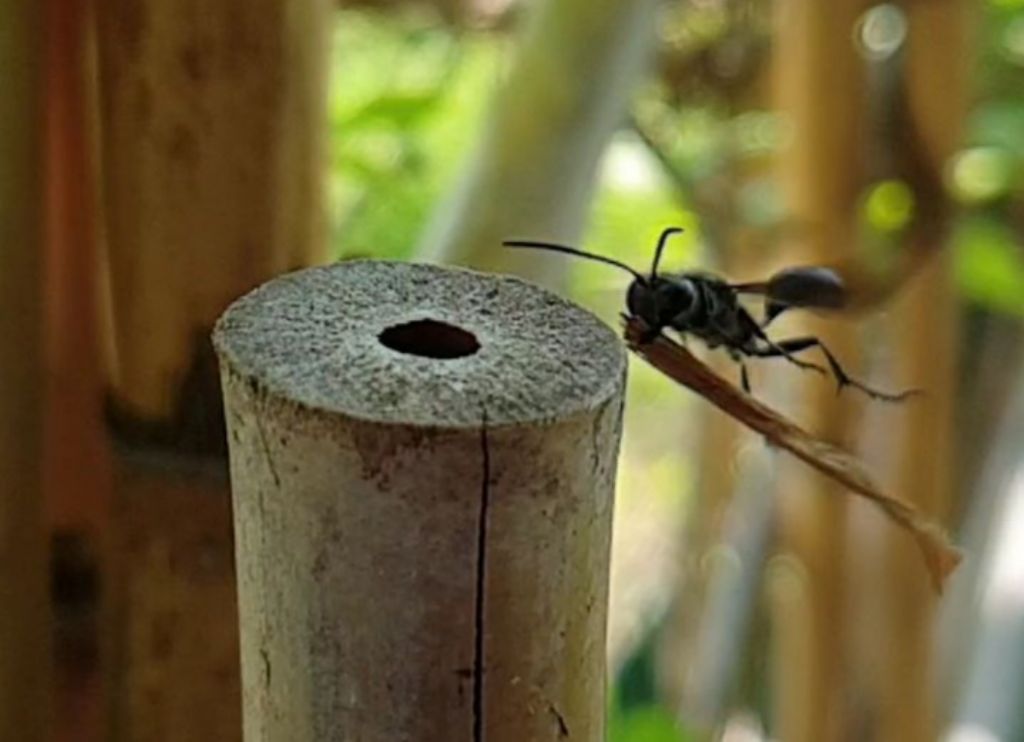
505, 227, 917, 401
503, 228, 962, 591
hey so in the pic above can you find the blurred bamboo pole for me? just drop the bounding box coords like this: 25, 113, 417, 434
874, 2, 966, 739
770, 0, 870, 740
45, 0, 108, 536
94, 1, 331, 738
875, 260, 955, 741
676, 449, 778, 731
96, 2, 330, 417
0, 3, 50, 740
656, 352, 744, 715
43, 0, 101, 532
44, 1, 111, 739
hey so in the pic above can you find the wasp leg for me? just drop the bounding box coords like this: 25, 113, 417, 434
740, 312, 827, 376
753, 336, 921, 402
726, 348, 752, 393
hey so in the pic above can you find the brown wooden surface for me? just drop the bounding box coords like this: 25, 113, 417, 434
0, 4, 51, 740
96, 0, 331, 421
44, 2, 112, 739
45, 0, 109, 535
94, 1, 331, 738
109, 453, 240, 741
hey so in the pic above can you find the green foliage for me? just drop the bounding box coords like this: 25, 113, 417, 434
614, 622, 661, 712
609, 706, 695, 742
327, 10, 501, 260
973, 101, 1024, 160
608, 615, 698, 742
954, 215, 1024, 315
946, 2, 1024, 316
572, 150, 700, 314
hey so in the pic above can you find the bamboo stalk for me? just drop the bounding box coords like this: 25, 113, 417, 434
94, 2, 331, 738
873, 2, 967, 739
96, 0, 330, 421
45, 0, 107, 534
44, 2, 110, 739
770, 0, 872, 739
0, 4, 50, 740
215, 260, 627, 740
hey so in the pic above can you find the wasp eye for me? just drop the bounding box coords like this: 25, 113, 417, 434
626, 280, 657, 325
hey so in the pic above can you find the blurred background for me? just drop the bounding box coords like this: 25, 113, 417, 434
3, 0, 1021, 739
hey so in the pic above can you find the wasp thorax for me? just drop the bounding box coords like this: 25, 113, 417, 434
658, 278, 697, 314
654, 277, 699, 327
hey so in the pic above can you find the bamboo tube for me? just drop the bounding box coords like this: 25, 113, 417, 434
44, 2, 110, 739
45, 0, 107, 534
215, 260, 627, 741
109, 455, 241, 740
94, 2, 331, 738
770, 0, 870, 739
874, 2, 966, 739
95, 0, 330, 420
0, 4, 50, 740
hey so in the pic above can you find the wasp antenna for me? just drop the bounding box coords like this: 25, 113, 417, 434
651, 227, 684, 278
502, 239, 645, 281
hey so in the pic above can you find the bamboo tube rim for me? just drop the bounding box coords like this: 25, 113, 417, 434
213, 260, 626, 430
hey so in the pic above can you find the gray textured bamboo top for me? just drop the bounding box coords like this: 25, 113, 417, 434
212, 260, 626, 428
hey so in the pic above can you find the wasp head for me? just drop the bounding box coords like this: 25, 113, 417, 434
501, 227, 689, 342
627, 275, 698, 337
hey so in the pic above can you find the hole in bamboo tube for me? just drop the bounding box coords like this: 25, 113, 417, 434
378, 319, 480, 359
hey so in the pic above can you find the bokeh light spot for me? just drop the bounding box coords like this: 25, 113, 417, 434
949, 147, 1016, 204
864, 180, 915, 232
1002, 15, 1024, 64
856, 4, 907, 60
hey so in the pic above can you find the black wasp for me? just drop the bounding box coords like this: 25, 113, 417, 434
503, 226, 915, 402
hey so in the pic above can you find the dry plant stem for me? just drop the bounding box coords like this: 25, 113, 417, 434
623, 317, 962, 593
